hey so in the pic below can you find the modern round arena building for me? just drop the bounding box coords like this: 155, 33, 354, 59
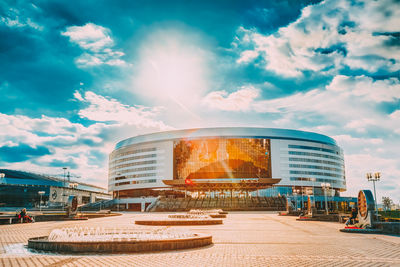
109, 128, 346, 210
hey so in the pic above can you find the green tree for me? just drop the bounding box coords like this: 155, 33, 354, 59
382, 197, 393, 211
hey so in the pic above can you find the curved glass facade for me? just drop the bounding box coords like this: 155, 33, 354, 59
109, 127, 346, 197
173, 138, 271, 180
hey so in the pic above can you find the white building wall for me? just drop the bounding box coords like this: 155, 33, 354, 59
109, 130, 346, 194
108, 140, 173, 192
271, 139, 345, 191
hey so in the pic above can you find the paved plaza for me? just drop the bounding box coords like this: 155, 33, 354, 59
0, 212, 399, 267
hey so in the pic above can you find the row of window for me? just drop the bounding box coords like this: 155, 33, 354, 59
111, 166, 157, 177
289, 177, 345, 186
288, 151, 342, 161
289, 170, 343, 178
132, 179, 157, 184
110, 160, 158, 171
113, 173, 157, 180
110, 168, 157, 177
115, 181, 130, 186
109, 160, 157, 174
288, 145, 341, 155
288, 157, 343, 167
110, 154, 157, 165
289, 164, 343, 173
115, 179, 157, 186
111, 147, 157, 160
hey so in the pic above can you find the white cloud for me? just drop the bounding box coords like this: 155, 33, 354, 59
202, 86, 260, 111
235, 0, 400, 76
73, 91, 84, 101
204, 75, 400, 135
0, 7, 43, 30
75, 53, 103, 66
237, 50, 259, 64
76, 91, 170, 130
61, 23, 126, 68
342, 153, 400, 202
327, 75, 400, 103
61, 23, 113, 52
202, 75, 400, 203
0, 91, 171, 188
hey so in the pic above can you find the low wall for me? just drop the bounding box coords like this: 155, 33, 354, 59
373, 222, 400, 235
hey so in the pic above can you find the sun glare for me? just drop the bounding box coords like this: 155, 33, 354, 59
133, 29, 210, 108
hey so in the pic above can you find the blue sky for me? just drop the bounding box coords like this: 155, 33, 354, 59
1, 0, 399, 202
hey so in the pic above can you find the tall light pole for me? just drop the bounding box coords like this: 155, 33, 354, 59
366, 172, 380, 212
321, 183, 330, 215
62, 167, 67, 210
38, 191, 45, 211
301, 184, 304, 211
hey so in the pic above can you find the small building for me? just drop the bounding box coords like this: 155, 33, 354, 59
0, 169, 111, 208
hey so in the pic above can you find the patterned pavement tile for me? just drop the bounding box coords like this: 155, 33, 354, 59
0, 212, 399, 267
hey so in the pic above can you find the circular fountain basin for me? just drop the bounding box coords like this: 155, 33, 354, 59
28, 227, 212, 253
28, 234, 212, 253
209, 214, 226, 218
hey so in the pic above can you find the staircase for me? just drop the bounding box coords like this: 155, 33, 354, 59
80, 199, 115, 211
151, 196, 286, 212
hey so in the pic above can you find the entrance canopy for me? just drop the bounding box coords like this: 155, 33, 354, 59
162, 178, 281, 192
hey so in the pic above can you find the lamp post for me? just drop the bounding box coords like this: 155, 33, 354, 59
366, 172, 380, 212
38, 191, 45, 211
62, 167, 67, 210
301, 183, 304, 212
321, 183, 331, 215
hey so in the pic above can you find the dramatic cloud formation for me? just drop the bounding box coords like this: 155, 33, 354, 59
203, 0, 400, 199
0, 91, 169, 186
235, 0, 400, 77
1, 0, 399, 201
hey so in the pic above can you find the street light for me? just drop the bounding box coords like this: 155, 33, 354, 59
366, 172, 381, 212
62, 167, 67, 210
38, 191, 45, 212
321, 182, 331, 215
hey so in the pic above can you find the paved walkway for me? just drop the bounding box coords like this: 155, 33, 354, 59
0, 212, 399, 266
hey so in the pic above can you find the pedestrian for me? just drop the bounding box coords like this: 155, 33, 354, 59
345, 208, 358, 226
19, 208, 33, 223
